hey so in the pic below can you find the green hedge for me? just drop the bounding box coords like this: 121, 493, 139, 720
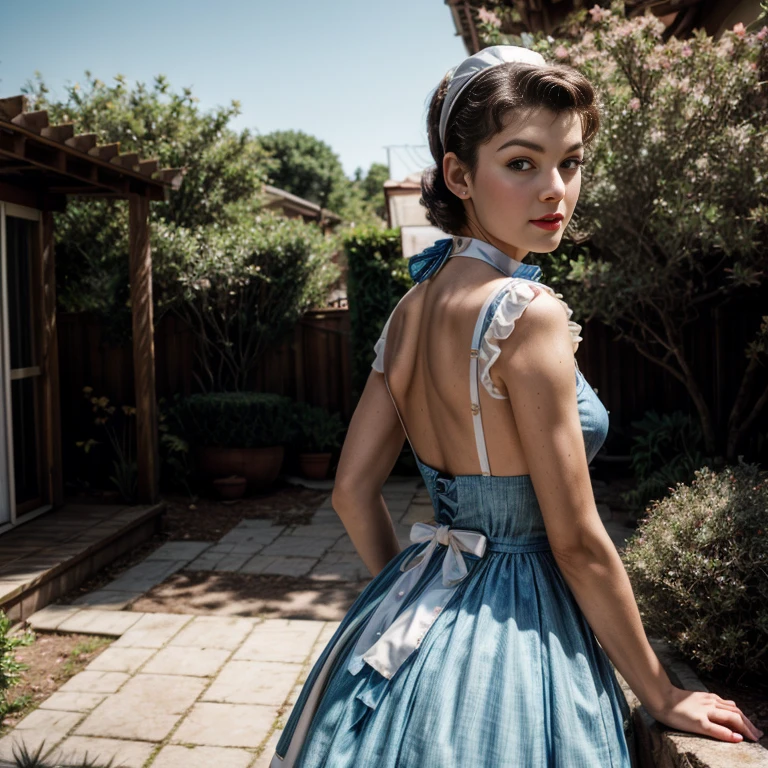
344, 227, 410, 399
169, 392, 296, 449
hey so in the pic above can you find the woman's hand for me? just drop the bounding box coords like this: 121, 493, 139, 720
646, 687, 764, 743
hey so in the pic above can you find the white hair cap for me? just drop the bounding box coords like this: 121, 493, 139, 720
438, 45, 547, 149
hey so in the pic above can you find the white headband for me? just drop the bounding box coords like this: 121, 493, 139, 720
438, 45, 547, 149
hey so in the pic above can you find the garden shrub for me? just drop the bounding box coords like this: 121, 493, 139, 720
170, 392, 296, 449
622, 459, 768, 682
621, 409, 708, 514
292, 403, 345, 453
344, 227, 410, 398
0, 610, 34, 720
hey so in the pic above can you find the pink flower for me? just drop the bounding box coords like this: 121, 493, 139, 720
757, 26, 768, 41
588, 4, 609, 23
681, 44, 693, 57
554, 45, 569, 59
628, 97, 641, 111
477, 7, 501, 27
733, 22, 746, 38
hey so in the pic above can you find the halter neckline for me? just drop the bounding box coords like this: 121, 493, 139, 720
407, 236, 542, 283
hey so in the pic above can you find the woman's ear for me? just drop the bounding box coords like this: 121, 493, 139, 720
442, 152, 471, 200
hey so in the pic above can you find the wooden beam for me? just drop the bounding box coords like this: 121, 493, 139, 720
42, 123, 75, 142
129, 194, 159, 503
12, 110, 49, 134
153, 167, 185, 191
40, 211, 64, 506
137, 158, 159, 176
0, 95, 27, 121
0, 132, 26, 156
88, 143, 120, 161
111, 152, 139, 170
65, 133, 98, 153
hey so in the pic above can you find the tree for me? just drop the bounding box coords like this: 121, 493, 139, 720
257, 129, 349, 212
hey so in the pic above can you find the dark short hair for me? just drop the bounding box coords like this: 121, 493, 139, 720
421, 62, 601, 234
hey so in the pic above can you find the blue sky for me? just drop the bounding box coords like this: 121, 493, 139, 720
1, 0, 468, 179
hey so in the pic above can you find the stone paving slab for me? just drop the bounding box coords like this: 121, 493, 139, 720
76, 673, 207, 742
38, 691, 108, 713
143, 645, 231, 677
86, 646, 156, 674
151, 744, 255, 768
203, 660, 301, 705
260, 536, 338, 558
45, 736, 156, 768
111, 612, 192, 649
168, 615, 258, 650
59, 670, 131, 694
234, 619, 325, 664
241, 554, 318, 577
145, 541, 212, 561
57, 608, 146, 636
106, 558, 187, 592
171, 702, 276, 748
71, 588, 144, 610
25, 603, 81, 631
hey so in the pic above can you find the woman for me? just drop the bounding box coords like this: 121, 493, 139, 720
271, 45, 763, 767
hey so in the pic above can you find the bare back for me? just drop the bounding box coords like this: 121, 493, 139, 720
382, 256, 549, 477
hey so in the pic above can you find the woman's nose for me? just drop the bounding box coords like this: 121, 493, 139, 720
540, 168, 567, 201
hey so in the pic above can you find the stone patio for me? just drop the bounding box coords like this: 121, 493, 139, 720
0, 476, 654, 768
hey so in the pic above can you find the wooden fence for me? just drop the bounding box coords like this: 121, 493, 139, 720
57, 291, 768, 464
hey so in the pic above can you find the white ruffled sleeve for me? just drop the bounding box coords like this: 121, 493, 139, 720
371, 312, 394, 373
479, 280, 583, 399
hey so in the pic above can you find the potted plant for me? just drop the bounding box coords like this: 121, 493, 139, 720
293, 403, 345, 480
170, 392, 296, 490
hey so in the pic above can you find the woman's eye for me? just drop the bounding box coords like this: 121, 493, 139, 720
506, 158, 586, 171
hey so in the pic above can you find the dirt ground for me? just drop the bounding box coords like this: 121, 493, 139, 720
0, 632, 113, 734
161, 483, 328, 541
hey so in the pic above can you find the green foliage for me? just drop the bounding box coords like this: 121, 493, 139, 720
156, 212, 339, 392
353, 162, 389, 220
622, 460, 768, 682
257, 130, 348, 212
170, 392, 296, 449
74, 387, 137, 502
0, 611, 34, 721
528, 6, 768, 460
621, 410, 708, 514
344, 227, 410, 398
292, 403, 345, 453
10, 739, 124, 767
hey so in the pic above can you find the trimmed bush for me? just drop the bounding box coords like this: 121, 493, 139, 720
169, 392, 296, 449
344, 227, 410, 398
0, 610, 34, 720
292, 403, 345, 453
622, 460, 768, 681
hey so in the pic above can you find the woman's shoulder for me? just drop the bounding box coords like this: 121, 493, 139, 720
479, 279, 583, 398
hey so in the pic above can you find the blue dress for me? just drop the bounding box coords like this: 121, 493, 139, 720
271, 237, 633, 767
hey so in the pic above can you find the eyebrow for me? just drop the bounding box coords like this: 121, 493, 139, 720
496, 138, 584, 153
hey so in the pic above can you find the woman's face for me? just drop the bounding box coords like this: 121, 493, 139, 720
445, 107, 584, 261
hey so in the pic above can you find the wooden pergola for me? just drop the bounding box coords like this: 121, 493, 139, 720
0, 95, 183, 506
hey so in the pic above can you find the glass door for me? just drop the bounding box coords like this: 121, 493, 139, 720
0, 203, 45, 525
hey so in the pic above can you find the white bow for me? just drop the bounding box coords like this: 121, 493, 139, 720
346, 522, 488, 688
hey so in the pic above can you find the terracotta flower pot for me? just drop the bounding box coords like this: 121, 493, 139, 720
197, 445, 285, 490
298, 452, 333, 480
213, 475, 247, 500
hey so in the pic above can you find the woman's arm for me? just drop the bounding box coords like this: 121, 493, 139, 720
496, 290, 762, 744
332, 369, 406, 577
